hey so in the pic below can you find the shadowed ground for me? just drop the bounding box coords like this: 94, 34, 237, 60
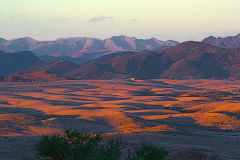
0, 79, 240, 159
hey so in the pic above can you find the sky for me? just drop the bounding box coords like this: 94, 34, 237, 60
0, 0, 240, 42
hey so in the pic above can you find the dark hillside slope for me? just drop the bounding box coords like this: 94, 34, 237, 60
0, 51, 42, 76
24, 60, 79, 76
3, 71, 65, 82
67, 42, 240, 79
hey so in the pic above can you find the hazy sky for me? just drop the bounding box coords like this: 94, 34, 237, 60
0, 0, 240, 41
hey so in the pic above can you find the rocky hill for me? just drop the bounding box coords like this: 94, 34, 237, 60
202, 33, 240, 48
66, 42, 240, 79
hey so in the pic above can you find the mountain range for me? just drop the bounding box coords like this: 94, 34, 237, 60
66, 41, 240, 80
0, 33, 240, 82
0, 36, 179, 65
202, 33, 240, 48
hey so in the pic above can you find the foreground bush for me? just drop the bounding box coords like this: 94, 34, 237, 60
126, 143, 168, 160
35, 129, 121, 160
35, 129, 221, 160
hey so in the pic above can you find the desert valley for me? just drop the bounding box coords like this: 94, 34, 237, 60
1, 0, 240, 158
0, 33, 240, 159
0, 79, 240, 159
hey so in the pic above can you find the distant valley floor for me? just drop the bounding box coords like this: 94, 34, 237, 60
0, 79, 240, 159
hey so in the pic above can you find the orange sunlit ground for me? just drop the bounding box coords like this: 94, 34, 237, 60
0, 79, 240, 135
0, 79, 240, 159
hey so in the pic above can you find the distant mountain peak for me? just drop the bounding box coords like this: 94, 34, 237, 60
55, 37, 94, 41
173, 41, 208, 48
202, 33, 240, 48
8, 37, 37, 43
111, 35, 131, 38
0, 38, 7, 43
150, 37, 158, 41
0, 36, 179, 58
117, 35, 127, 38
22, 37, 36, 41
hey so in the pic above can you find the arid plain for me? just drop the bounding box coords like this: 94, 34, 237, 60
0, 79, 240, 159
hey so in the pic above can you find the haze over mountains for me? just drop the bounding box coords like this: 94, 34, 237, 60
0, 33, 240, 82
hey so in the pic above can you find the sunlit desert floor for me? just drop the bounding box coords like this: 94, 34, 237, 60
0, 79, 240, 159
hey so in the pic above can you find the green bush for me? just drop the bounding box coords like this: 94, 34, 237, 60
35, 135, 69, 160
35, 129, 224, 160
35, 129, 121, 160
93, 139, 122, 160
126, 143, 168, 160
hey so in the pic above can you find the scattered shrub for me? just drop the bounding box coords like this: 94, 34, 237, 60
126, 143, 168, 160
35, 129, 222, 160
35, 135, 69, 160
93, 139, 122, 160
35, 129, 121, 160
